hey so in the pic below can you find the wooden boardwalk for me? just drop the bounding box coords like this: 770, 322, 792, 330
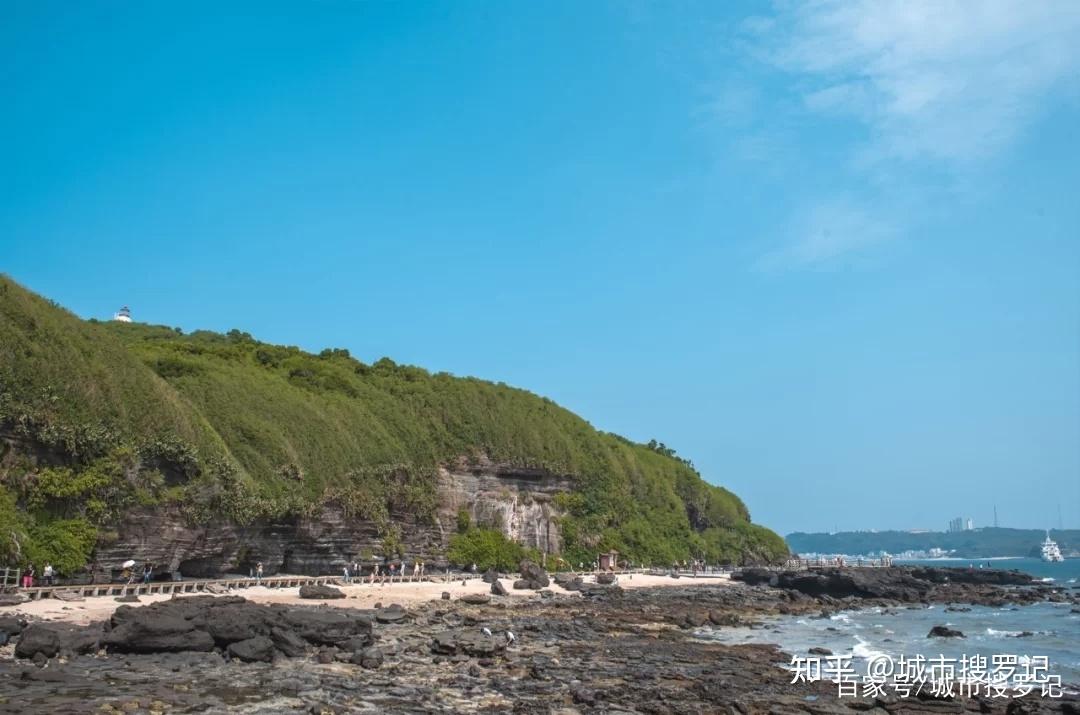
6, 574, 341, 602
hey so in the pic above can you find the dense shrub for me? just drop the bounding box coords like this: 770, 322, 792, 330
447, 528, 525, 571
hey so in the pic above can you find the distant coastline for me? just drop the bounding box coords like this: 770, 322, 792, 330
787, 526, 1079, 560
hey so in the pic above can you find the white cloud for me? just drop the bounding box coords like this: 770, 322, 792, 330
743, 1, 1080, 267
759, 198, 898, 270
764, 0, 1080, 164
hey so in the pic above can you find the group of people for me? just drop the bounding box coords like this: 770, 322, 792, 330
16, 562, 56, 588
341, 560, 427, 585
119, 562, 155, 585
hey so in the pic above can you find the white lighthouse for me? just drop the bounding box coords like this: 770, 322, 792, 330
113, 306, 132, 323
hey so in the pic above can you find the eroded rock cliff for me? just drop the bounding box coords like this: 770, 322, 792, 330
92, 458, 571, 577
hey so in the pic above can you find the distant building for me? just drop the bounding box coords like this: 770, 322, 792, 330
113, 306, 132, 323
948, 517, 974, 533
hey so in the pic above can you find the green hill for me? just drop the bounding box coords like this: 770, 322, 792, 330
0, 275, 786, 573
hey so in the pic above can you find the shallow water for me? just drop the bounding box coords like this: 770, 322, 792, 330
697, 601, 1080, 686
895, 557, 1080, 583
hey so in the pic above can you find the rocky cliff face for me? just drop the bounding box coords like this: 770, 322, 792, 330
92, 458, 572, 578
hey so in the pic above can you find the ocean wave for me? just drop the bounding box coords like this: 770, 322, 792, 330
852, 636, 889, 662
985, 628, 1051, 638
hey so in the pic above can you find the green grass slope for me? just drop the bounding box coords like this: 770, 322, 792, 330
0, 275, 787, 570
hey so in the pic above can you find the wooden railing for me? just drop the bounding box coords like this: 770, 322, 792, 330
2, 574, 342, 601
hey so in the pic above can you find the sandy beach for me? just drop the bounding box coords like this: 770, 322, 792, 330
3, 572, 732, 626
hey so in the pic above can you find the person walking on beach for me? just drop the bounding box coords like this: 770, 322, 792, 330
411, 561, 419, 582
256, 562, 264, 584
342, 564, 351, 584
22, 563, 34, 588
368, 565, 376, 585
43, 563, 54, 587
419, 560, 425, 579
142, 563, 153, 584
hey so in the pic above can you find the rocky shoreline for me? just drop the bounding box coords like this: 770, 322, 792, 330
1, 567, 1077, 714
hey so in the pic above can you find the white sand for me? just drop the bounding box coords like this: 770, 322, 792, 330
2, 572, 731, 626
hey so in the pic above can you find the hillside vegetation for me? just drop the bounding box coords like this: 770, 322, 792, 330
0, 275, 786, 572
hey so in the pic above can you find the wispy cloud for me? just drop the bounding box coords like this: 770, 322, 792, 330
741, 0, 1080, 266
758, 197, 898, 270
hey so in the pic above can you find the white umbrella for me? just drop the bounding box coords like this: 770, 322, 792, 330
122, 559, 136, 568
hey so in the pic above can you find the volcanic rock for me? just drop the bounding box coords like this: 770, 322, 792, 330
928, 625, 964, 638
518, 560, 549, 588
0, 615, 26, 636
458, 593, 491, 605
353, 646, 384, 669
228, 635, 275, 663
271, 627, 308, 657
16, 623, 101, 659
298, 584, 345, 599
375, 605, 407, 623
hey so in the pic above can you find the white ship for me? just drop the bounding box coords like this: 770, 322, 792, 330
1040, 532, 1064, 562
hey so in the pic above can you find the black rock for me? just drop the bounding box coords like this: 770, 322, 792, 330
808, 647, 833, 655
431, 630, 506, 657
0, 616, 27, 636
16, 623, 101, 660
732, 568, 777, 587
596, 573, 617, 585
491, 580, 509, 596
928, 625, 964, 638
482, 569, 499, 584
375, 605, 407, 623
518, 560, 550, 588
352, 646, 384, 669
228, 636, 275, 663
271, 627, 308, 658
554, 574, 584, 592
103, 609, 215, 654
205, 602, 272, 645
280, 608, 373, 647
298, 584, 345, 599
458, 593, 491, 605
341, 636, 373, 653
441, 592, 451, 600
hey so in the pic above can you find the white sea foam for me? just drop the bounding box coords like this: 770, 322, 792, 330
986, 628, 1025, 638
851, 636, 888, 662
985, 628, 1051, 638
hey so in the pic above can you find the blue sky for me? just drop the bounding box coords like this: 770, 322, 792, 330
3, 2, 1078, 533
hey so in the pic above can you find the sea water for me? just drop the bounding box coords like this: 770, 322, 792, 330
894, 557, 1080, 584
697, 601, 1080, 686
